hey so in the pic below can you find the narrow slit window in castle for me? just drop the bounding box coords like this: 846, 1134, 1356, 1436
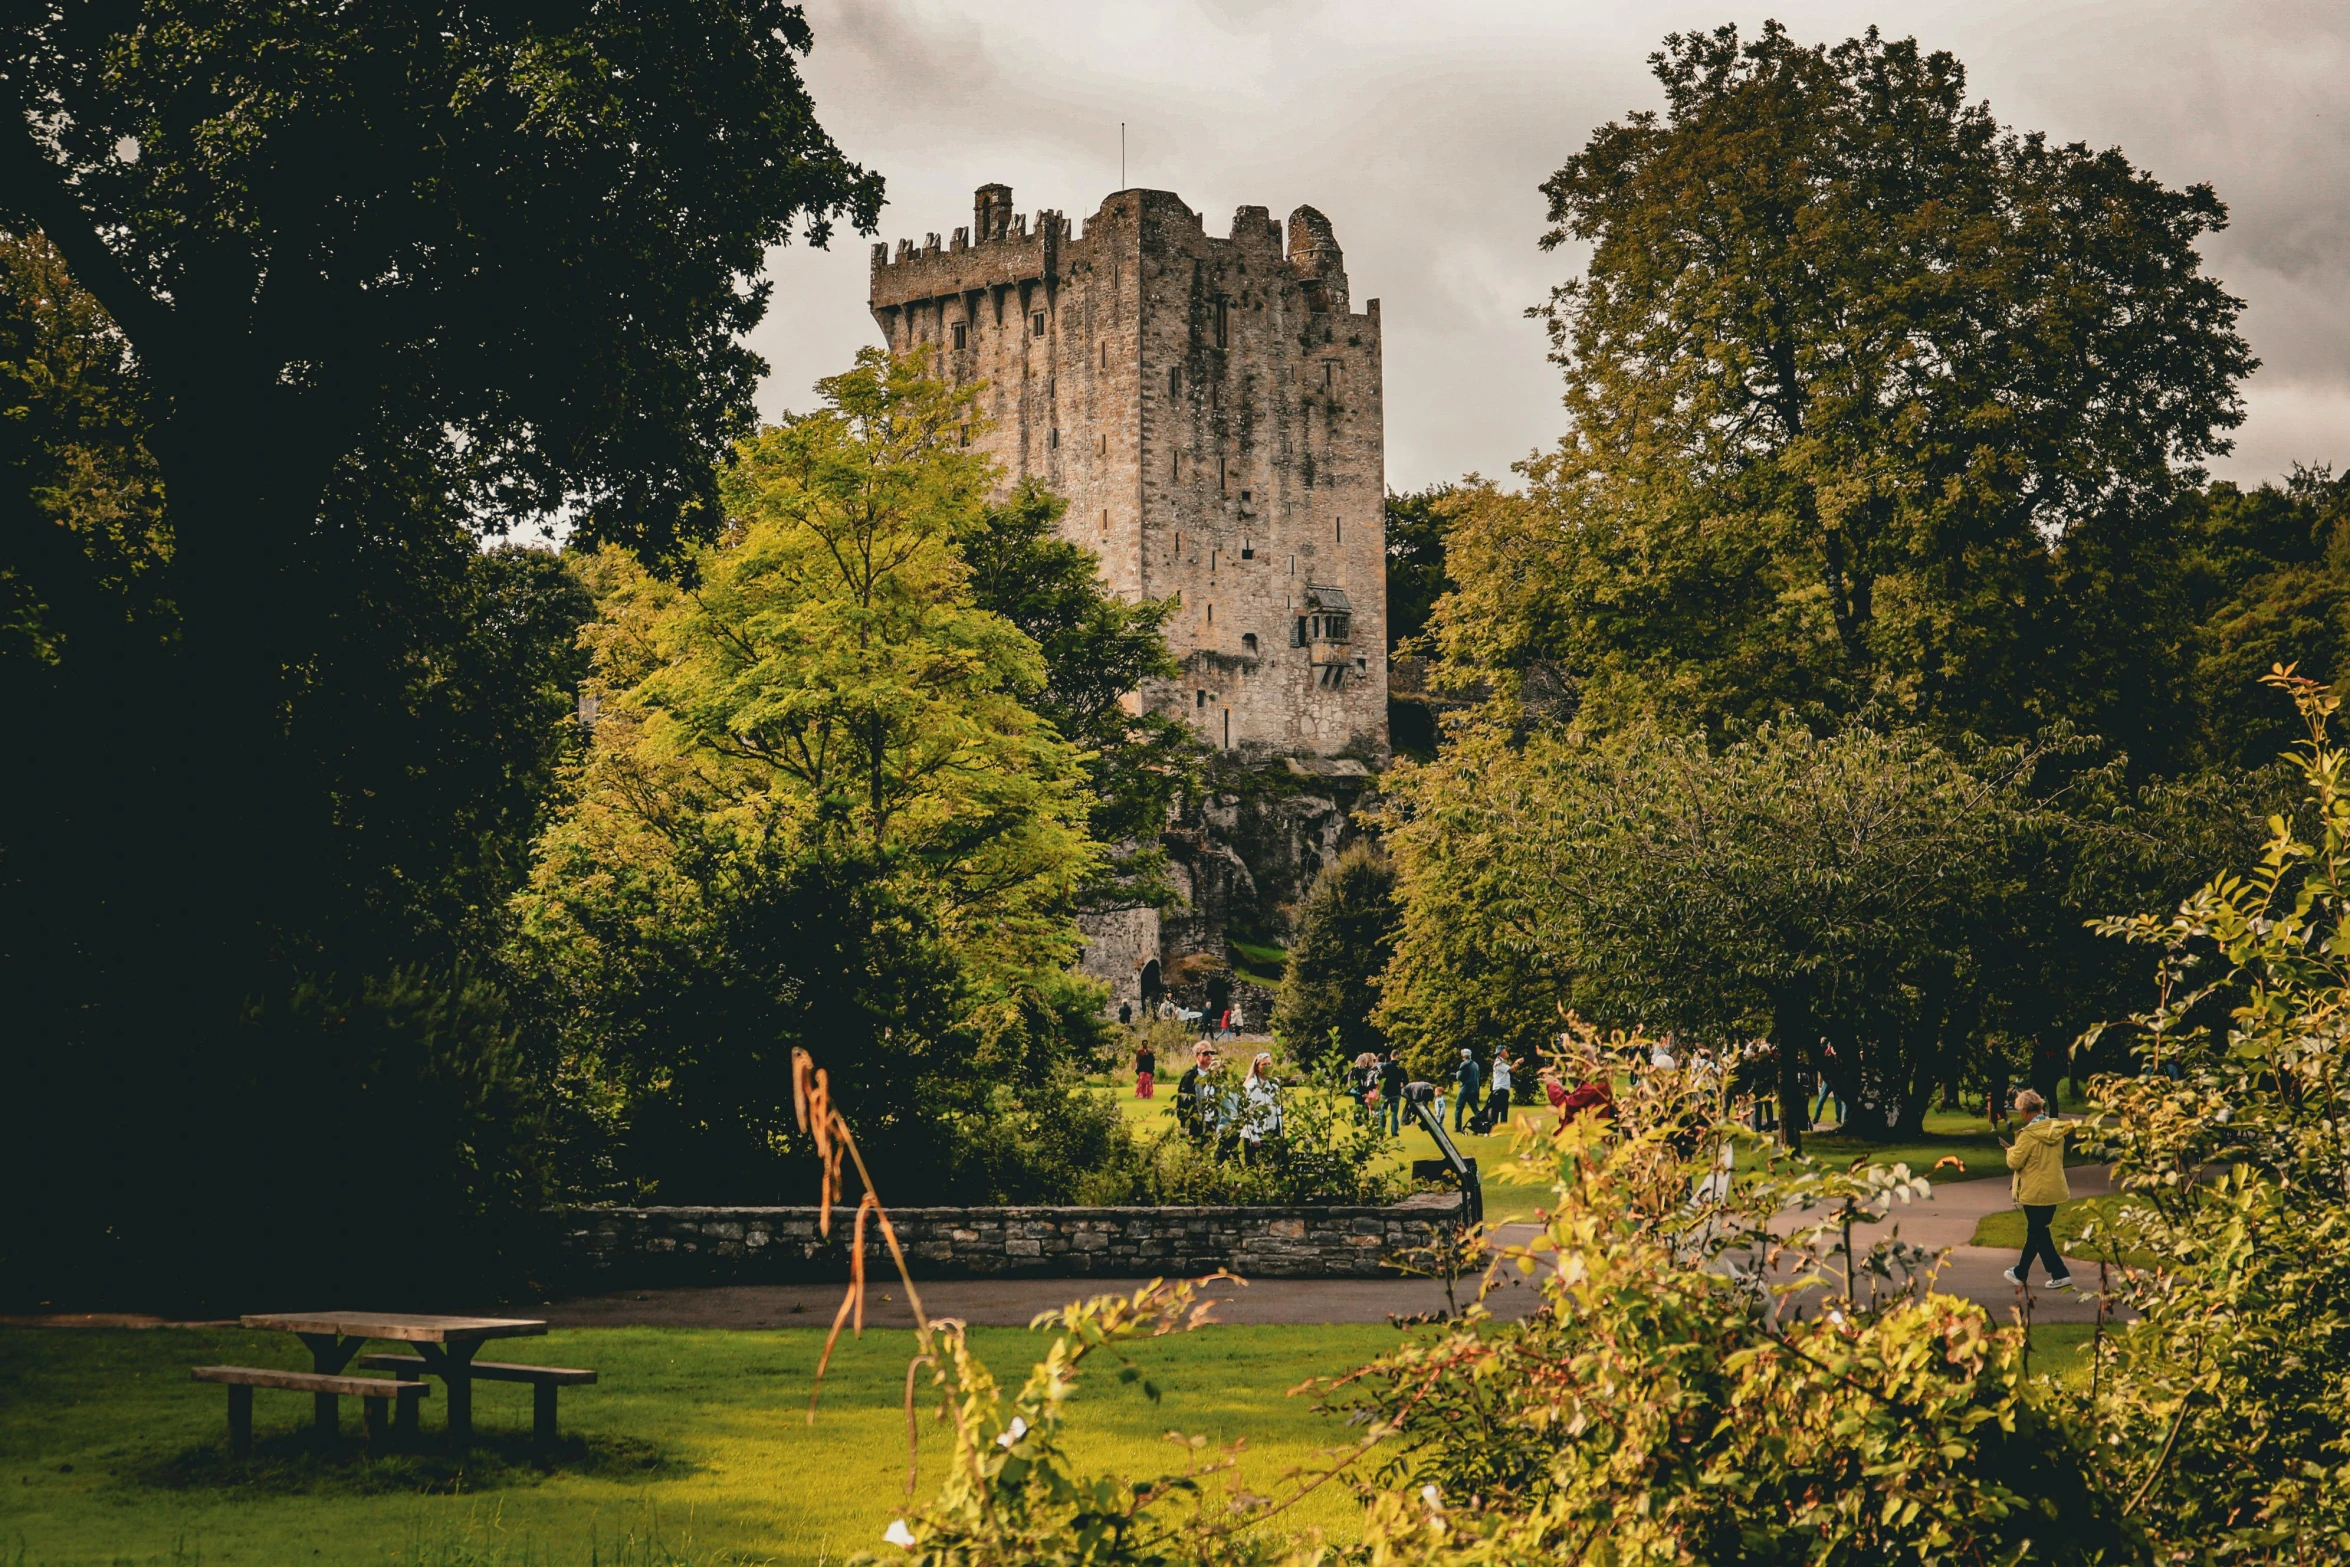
1207, 603, 1214, 624
1099, 433, 1108, 455
1214, 299, 1229, 349
1196, 690, 1207, 708
1241, 539, 1254, 559
1032, 312, 1046, 337
1292, 616, 1307, 648
953, 322, 967, 350
1336, 517, 1343, 543
1169, 366, 1180, 396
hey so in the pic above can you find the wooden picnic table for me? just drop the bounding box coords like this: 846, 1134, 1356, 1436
240, 1311, 545, 1447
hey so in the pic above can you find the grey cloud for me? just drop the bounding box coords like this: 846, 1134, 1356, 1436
752, 0, 2349, 486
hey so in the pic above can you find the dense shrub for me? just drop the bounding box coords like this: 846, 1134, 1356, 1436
1272, 844, 1399, 1070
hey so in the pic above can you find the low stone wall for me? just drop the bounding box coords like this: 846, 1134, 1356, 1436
553, 1192, 1466, 1285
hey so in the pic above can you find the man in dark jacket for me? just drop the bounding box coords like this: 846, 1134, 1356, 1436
1378, 1052, 1407, 1137
1454, 1049, 1482, 1133
1175, 1048, 1212, 1142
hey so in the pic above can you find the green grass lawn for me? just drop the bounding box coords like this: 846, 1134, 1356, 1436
2, 1309, 2111, 1566
0, 1323, 1402, 1567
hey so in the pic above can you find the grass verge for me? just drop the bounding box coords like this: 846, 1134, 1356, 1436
0, 1323, 1395, 1567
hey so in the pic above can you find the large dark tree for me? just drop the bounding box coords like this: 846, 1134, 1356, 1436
0, 2, 878, 1305
1440, 23, 2252, 750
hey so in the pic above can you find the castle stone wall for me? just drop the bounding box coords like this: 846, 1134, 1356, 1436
871, 186, 1387, 760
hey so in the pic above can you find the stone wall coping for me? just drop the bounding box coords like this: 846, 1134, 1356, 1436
559, 1194, 1459, 1222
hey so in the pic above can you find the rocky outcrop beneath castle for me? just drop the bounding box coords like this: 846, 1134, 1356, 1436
1081, 760, 1377, 1019
553, 1191, 1465, 1283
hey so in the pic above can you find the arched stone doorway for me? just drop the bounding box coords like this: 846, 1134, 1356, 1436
1139, 959, 1162, 1010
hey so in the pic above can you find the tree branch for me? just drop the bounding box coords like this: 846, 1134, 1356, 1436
0, 108, 181, 379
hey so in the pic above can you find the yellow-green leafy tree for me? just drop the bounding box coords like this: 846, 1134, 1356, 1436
517, 351, 1115, 1202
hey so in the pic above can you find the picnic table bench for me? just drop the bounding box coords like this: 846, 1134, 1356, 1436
198, 1311, 574, 1451
358, 1354, 596, 1446
191, 1365, 427, 1455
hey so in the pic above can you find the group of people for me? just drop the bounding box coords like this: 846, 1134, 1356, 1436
1162, 1043, 1285, 1155
1116, 997, 1250, 1040
1344, 1050, 1413, 1134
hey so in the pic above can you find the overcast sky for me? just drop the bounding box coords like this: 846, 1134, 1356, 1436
750, 0, 2348, 494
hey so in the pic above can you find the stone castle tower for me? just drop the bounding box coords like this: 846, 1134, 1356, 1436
869, 186, 1388, 760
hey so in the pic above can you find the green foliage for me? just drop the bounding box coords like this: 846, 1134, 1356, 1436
514, 352, 1106, 1203
1376, 716, 2037, 1128
2076, 670, 2350, 1556
1272, 844, 1399, 1070
1341, 1033, 2134, 1564
2174, 465, 2350, 771
882, 1034, 2137, 1567
1438, 23, 2250, 750
1382, 485, 1455, 655
1100, 1063, 1407, 1207
960, 480, 1194, 900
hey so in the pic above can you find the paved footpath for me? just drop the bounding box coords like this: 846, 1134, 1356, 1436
543, 1170, 2122, 1331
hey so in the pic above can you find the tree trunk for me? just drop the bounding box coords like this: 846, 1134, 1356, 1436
1771, 982, 1816, 1155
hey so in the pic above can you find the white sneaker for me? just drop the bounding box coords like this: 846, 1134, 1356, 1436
2002, 1267, 2023, 1286
2048, 1276, 2076, 1291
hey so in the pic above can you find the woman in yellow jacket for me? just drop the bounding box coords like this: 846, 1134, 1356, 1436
2002, 1089, 2075, 1290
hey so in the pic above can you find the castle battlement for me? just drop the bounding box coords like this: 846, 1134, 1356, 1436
871, 184, 1388, 762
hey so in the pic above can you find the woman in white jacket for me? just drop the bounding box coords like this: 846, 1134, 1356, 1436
1239, 1052, 1284, 1155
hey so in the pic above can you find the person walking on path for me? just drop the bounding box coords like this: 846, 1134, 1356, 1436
2002, 1088, 2075, 1290
1812, 1044, 1844, 1128
1379, 1051, 1407, 1137
1133, 1040, 1156, 1099
1453, 1049, 1483, 1133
